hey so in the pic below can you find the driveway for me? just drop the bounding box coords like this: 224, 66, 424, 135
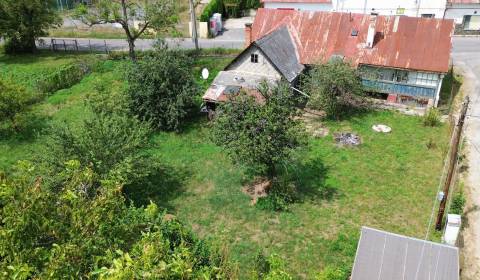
452, 36, 480, 280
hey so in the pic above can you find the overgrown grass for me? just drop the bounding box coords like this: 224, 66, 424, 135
0, 52, 450, 278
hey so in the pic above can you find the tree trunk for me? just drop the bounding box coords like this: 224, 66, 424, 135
127, 38, 136, 60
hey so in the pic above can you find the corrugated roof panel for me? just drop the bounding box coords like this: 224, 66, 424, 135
351, 227, 460, 280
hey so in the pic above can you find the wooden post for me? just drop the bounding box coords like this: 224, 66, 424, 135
89, 40, 92, 53
63, 40, 67, 51
75, 40, 79, 51
435, 96, 470, 230
189, 0, 199, 50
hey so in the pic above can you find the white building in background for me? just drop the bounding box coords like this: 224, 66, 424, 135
261, 0, 447, 18
444, 0, 480, 30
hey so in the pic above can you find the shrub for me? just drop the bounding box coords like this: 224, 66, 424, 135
36, 63, 91, 94
423, 108, 441, 127
0, 79, 37, 131
126, 48, 199, 131
305, 60, 366, 119
450, 190, 466, 215
200, 0, 224, 22
316, 266, 347, 280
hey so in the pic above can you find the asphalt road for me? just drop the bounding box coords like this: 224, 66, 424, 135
38, 30, 245, 52
451, 36, 480, 280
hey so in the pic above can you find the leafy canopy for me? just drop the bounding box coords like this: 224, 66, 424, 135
0, 161, 234, 279
74, 0, 178, 59
211, 82, 306, 179
0, 0, 61, 53
126, 48, 199, 131
305, 59, 366, 119
42, 86, 152, 185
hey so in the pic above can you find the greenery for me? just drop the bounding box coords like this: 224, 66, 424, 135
37, 62, 91, 94
450, 189, 466, 215
305, 60, 366, 119
0, 52, 451, 278
126, 49, 199, 131
200, 0, 225, 22
74, 0, 178, 59
0, 0, 61, 53
0, 79, 38, 132
423, 108, 441, 127
0, 160, 233, 278
211, 82, 306, 180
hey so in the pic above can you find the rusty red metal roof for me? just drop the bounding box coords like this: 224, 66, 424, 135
251, 8, 454, 73
261, 0, 331, 3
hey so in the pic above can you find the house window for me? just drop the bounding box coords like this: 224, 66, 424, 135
409, 72, 438, 87
464, 15, 480, 30
421, 14, 435, 18
250, 54, 259, 63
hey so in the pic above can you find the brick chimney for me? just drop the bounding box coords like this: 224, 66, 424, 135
245, 23, 253, 48
366, 14, 377, 48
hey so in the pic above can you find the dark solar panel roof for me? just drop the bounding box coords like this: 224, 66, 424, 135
352, 227, 459, 280
254, 26, 305, 83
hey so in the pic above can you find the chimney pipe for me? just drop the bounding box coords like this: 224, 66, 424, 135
366, 14, 377, 48
245, 23, 253, 48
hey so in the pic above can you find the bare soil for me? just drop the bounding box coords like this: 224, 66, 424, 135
242, 179, 271, 205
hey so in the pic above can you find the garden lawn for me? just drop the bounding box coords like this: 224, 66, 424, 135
0, 52, 450, 278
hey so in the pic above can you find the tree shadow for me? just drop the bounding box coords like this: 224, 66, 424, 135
123, 164, 191, 211
285, 157, 340, 202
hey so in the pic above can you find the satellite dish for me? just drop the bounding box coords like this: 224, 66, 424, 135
201, 68, 209, 80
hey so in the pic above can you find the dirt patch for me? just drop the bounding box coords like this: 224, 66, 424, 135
243, 179, 271, 205
163, 214, 176, 222
301, 109, 329, 138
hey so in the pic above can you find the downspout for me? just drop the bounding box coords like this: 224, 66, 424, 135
434, 74, 445, 107
416, 0, 422, 17
363, 0, 368, 14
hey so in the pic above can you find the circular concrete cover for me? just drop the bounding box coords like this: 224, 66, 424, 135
372, 124, 392, 133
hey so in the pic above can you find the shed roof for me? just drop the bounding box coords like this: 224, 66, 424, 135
251, 9, 454, 73
254, 26, 305, 82
352, 227, 459, 280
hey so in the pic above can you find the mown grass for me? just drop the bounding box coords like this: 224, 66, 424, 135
0, 52, 450, 278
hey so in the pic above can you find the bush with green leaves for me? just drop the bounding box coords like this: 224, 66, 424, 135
450, 190, 466, 215
200, 0, 225, 22
0, 79, 38, 131
42, 86, 152, 185
0, 0, 61, 53
256, 179, 297, 212
252, 253, 292, 280
305, 59, 366, 119
211, 82, 306, 181
0, 160, 234, 279
423, 108, 441, 127
36, 63, 91, 94
126, 48, 199, 131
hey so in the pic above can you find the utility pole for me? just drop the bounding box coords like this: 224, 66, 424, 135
435, 96, 470, 230
189, 0, 199, 50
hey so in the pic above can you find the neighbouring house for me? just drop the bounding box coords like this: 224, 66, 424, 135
444, 0, 480, 33
261, 0, 334, 12
352, 227, 459, 280
203, 8, 454, 109
261, 0, 447, 18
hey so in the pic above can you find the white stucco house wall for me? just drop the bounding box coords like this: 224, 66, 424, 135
262, 0, 448, 18
444, 0, 480, 30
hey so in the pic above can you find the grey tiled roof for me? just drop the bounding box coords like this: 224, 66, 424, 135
352, 227, 459, 280
254, 26, 305, 83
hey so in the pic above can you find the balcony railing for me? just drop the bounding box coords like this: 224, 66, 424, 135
362, 79, 436, 99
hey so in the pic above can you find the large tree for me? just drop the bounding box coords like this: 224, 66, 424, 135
0, 0, 61, 54
126, 48, 199, 131
74, 0, 178, 59
304, 59, 366, 119
211, 82, 306, 180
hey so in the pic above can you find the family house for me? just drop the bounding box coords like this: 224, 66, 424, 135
203, 8, 454, 108
261, 0, 448, 18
